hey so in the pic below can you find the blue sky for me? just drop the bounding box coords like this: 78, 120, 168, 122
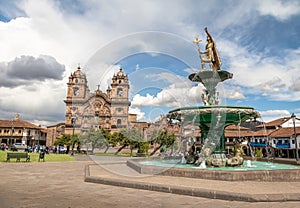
0, 0, 300, 125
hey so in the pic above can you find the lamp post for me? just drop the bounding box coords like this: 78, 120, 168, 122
71, 117, 77, 156
291, 113, 299, 161
10, 120, 14, 147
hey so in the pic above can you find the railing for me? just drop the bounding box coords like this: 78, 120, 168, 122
276, 143, 290, 148
250, 142, 268, 147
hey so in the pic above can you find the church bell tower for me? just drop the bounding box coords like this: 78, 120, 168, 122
110, 68, 131, 130
64, 66, 90, 132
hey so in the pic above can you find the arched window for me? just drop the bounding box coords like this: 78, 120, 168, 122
117, 119, 122, 126
73, 87, 79, 96
117, 88, 123, 97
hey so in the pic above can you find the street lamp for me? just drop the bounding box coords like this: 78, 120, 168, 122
291, 113, 299, 161
71, 117, 77, 156
10, 120, 14, 147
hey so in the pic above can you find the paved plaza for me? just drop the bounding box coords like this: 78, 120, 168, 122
0, 155, 300, 208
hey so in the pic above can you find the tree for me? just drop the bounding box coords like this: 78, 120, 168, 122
114, 128, 149, 156
54, 134, 79, 154
99, 129, 111, 153
79, 128, 110, 153
113, 129, 133, 155
149, 129, 176, 156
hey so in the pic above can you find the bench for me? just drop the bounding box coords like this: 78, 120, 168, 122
7, 152, 30, 162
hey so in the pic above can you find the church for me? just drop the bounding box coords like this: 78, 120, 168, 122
63, 66, 134, 135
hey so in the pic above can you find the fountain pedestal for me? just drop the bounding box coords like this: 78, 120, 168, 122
168, 105, 259, 167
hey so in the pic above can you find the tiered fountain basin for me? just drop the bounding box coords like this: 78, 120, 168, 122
127, 106, 300, 181
167, 105, 260, 161
167, 105, 259, 126
127, 158, 300, 181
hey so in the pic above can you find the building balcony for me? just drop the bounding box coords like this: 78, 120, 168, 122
250, 142, 268, 147
276, 143, 290, 148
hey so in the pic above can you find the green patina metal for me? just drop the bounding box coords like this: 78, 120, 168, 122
168, 106, 260, 153
168, 106, 259, 126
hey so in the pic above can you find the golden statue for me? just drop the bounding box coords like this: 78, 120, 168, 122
194, 27, 222, 71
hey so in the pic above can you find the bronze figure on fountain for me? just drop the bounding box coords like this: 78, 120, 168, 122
194, 27, 222, 71
190, 27, 232, 106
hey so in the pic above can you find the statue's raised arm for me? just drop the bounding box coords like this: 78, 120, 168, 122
203, 27, 222, 71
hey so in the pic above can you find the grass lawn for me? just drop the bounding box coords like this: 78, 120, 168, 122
0, 150, 75, 162
94, 152, 147, 157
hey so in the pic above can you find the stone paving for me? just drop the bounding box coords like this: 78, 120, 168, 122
0, 155, 300, 208
88, 155, 300, 202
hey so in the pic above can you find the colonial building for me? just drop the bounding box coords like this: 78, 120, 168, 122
0, 114, 47, 146
64, 66, 131, 134
46, 123, 65, 147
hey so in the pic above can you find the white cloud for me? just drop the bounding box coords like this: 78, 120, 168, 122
256, 77, 286, 92
0, 79, 66, 124
0, 0, 300, 125
227, 91, 246, 100
129, 106, 145, 121
256, 0, 300, 21
131, 80, 204, 108
259, 109, 291, 122
260, 109, 291, 116
219, 38, 300, 101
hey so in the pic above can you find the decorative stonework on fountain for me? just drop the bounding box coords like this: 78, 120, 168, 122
167, 27, 260, 167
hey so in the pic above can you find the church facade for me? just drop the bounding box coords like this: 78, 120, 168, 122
64, 66, 131, 134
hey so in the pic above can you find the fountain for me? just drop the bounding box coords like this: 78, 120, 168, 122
167, 27, 259, 167
127, 28, 300, 181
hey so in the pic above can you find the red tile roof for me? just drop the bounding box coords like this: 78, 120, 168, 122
0, 119, 40, 129
225, 125, 249, 131
225, 125, 251, 137
256, 117, 290, 128
249, 129, 275, 137
270, 127, 300, 137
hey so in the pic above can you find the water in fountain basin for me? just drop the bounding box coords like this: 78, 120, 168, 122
139, 159, 300, 171
181, 156, 187, 164
246, 160, 252, 167
200, 160, 207, 168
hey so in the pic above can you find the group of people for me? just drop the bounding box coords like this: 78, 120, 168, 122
25, 145, 50, 154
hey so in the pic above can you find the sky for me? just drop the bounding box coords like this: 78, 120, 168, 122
0, 0, 300, 126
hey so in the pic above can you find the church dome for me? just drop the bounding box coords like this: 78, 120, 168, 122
117, 68, 125, 77
74, 66, 85, 76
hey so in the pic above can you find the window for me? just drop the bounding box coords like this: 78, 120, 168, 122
117, 119, 122, 125
117, 88, 123, 97
18, 130, 21, 134
73, 87, 79, 96
117, 108, 123, 112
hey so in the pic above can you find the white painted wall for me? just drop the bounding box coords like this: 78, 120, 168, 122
282, 118, 300, 128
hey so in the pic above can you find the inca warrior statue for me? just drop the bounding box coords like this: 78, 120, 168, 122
193, 27, 222, 71
191, 27, 232, 106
